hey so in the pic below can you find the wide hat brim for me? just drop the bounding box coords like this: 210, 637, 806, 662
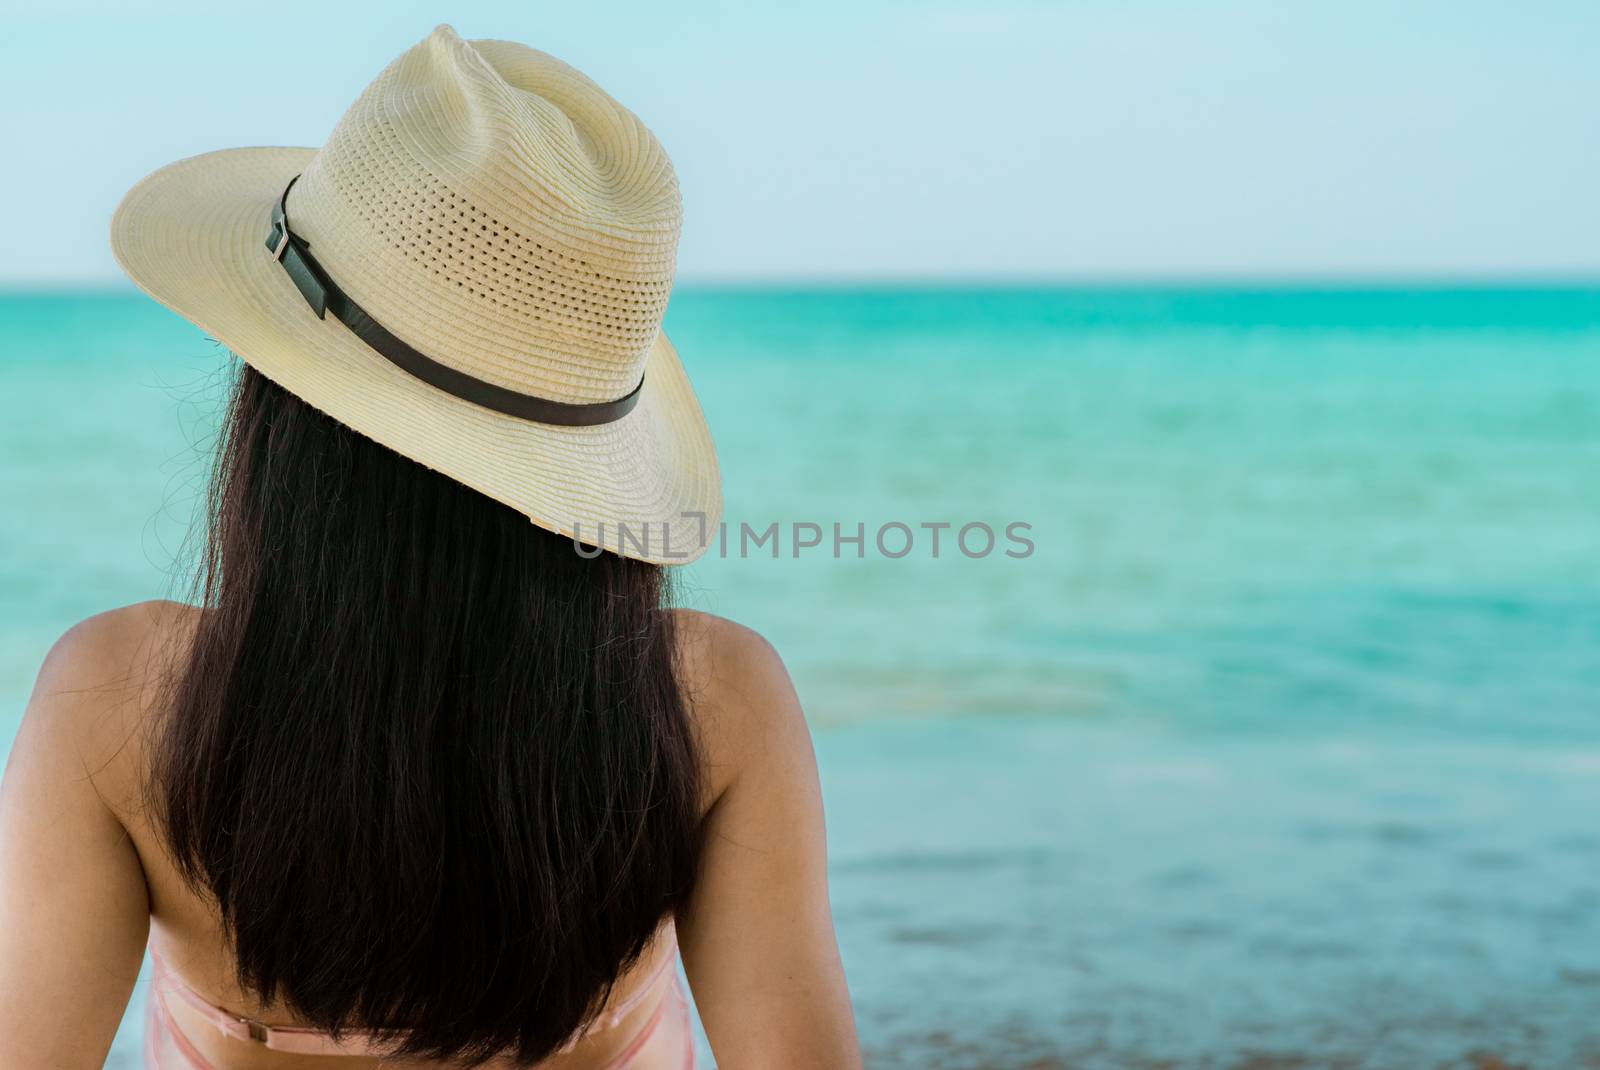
112, 146, 721, 565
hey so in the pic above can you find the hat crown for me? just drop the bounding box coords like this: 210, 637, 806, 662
289, 25, 679, 405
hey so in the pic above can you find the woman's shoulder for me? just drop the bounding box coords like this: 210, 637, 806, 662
669, 609, 795, 716
49, 596, 193, 650
669, 609, 812, 806
36, 599, 197, 699
22, 600, 198, 805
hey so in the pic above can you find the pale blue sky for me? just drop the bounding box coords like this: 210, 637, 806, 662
2, 1, 1597, 284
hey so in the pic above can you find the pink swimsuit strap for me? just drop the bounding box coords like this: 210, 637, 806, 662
150, 934, 680, 1059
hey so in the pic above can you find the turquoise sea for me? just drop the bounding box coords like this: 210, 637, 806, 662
3, 287, 1600, 1068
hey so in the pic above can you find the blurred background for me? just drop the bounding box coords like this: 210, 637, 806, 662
3, 3, 1599, 1067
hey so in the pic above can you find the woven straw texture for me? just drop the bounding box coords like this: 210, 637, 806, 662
110, 25, 720, 564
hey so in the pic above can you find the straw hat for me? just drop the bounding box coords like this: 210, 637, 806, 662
111, 24, 719, 565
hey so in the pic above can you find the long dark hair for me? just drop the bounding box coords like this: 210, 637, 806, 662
153, 363, 703, 1065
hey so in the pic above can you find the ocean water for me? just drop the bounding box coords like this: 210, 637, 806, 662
2, 286, 1599, 1068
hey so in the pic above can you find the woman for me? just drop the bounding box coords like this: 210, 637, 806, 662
0, 25, 860, 1070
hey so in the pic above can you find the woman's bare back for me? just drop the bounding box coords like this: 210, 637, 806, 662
0, 599, 858, 1069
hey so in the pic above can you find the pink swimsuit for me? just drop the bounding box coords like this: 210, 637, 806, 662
144, 940, 696, 1070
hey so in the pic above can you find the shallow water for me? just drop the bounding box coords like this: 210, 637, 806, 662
2, 287, 1598, 1067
